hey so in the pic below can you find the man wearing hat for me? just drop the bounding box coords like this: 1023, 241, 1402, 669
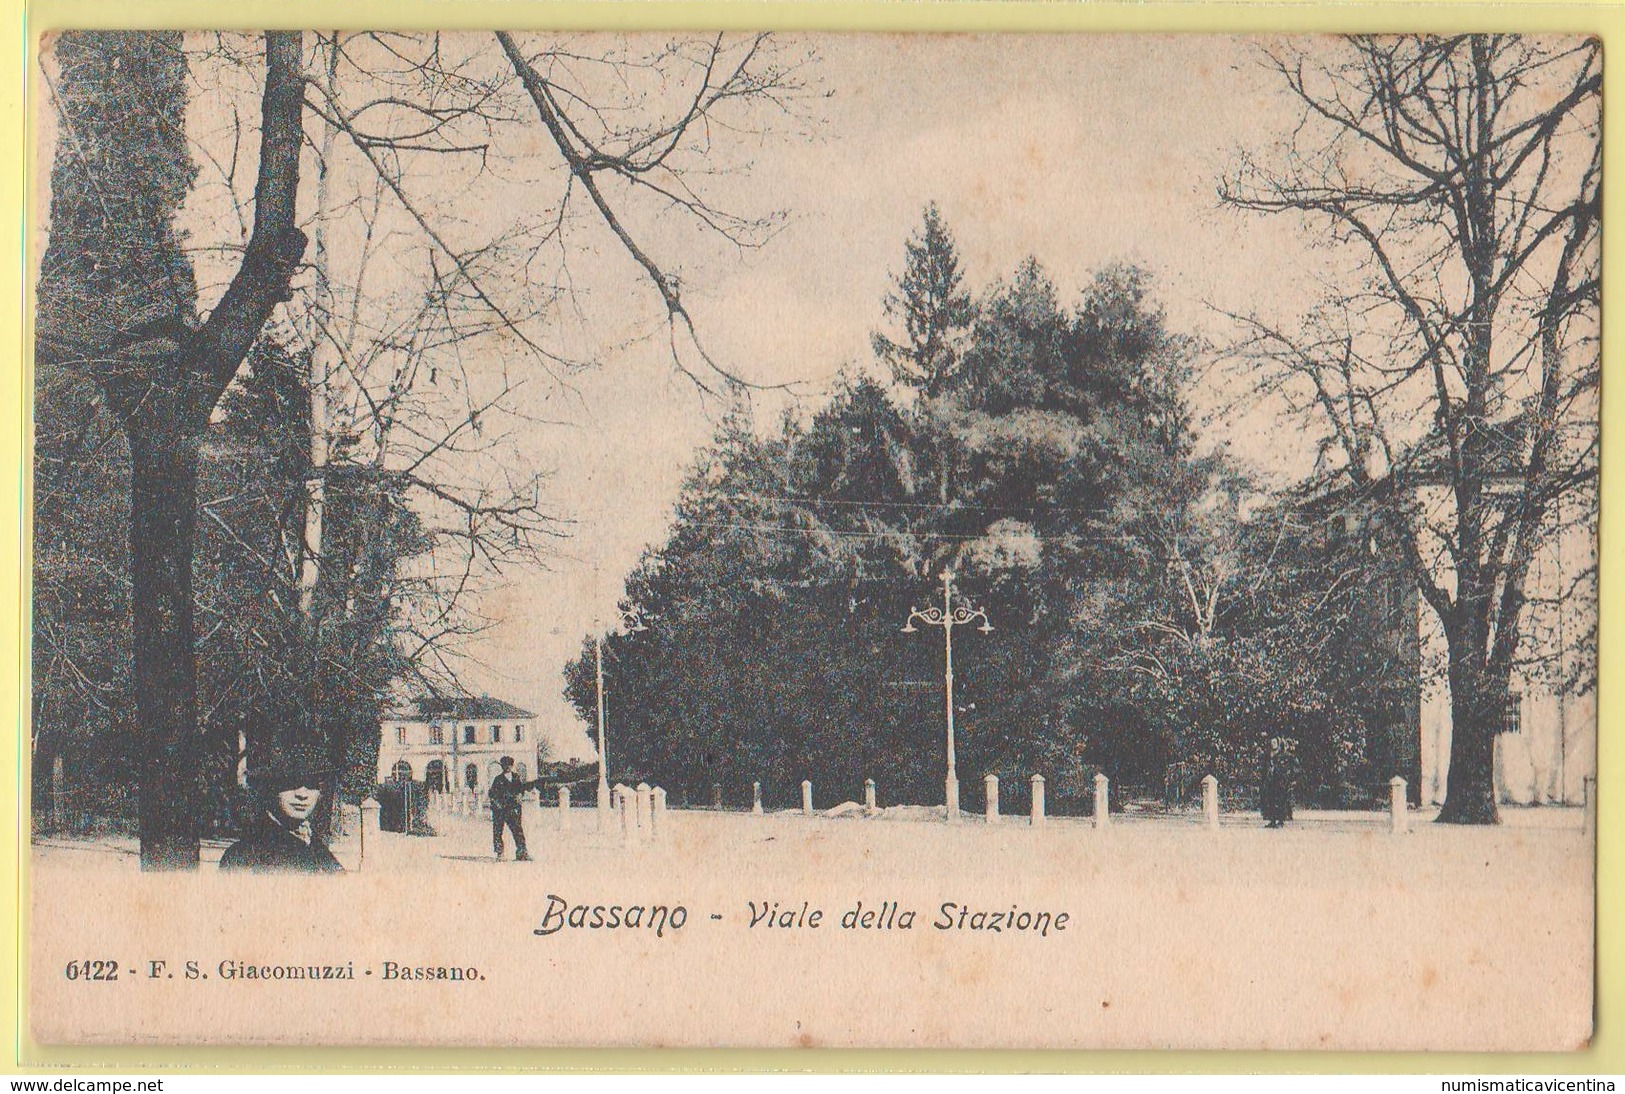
220, 749, 344, 873
488, 755, 541, 862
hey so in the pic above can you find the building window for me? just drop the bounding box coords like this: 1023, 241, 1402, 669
1501, 691, 1523, 735
430, 724, 444, 745
515, 725, 525, 742
396, 726, 409, 745
391, 760, 413, 783
491, 725, 503, 744
464, 725, 476, 745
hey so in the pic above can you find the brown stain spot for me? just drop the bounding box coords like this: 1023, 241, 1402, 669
1530, 82, 1564, 113
796, 1031, 816, 1049
952, 952, 993, 988
1421, 965, 1438, 988
1101, 1000, 1111, 1009
966, 176, 994, 219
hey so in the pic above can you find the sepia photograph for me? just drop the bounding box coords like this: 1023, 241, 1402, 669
25, 28, 1599, 1051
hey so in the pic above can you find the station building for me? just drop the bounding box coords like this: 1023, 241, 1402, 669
376, 695, 540, 803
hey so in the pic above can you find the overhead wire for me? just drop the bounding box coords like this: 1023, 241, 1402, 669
677, 519, 1160, 544
707, 490, 1114, 518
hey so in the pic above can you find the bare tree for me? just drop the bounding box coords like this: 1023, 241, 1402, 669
35, 27, 818, 867
1220, 35, 1600, 823
286, 29, 818, 691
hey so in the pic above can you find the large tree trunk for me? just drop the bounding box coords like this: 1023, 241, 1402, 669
128, 426, 203, 869
1436, 638, 1501, 825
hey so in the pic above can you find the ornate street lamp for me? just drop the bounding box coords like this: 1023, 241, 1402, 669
902, 570, 993, 823
596, 606, 647, 826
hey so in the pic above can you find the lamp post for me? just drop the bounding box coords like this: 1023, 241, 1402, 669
902, 570, 993, 823
595, 606, 646, 826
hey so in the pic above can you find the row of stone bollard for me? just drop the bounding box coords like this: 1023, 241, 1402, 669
337, 768, 1606, 870
772, 772, 1432, 833
607, 782, 669, 847
770, 775, 1057, 826
424, 789, 491, 818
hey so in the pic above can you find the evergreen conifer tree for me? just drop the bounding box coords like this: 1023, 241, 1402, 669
871, 202, 975, 399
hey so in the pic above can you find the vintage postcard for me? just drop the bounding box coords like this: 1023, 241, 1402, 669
26, 30, 1598, 1051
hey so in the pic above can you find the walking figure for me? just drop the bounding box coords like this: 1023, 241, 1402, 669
489, 755, 541, 861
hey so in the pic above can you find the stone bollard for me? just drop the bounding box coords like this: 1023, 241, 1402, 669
558, 785, 571, 831
636, 782, 652, 832
712, 783, 723, 810
1202, 774, 1219, 830
1031, 774, 1046, 828
359, 797, 381, 871
1584, 775, 1597, 836
801, 779, 814, 816
946, 775, 961, 824
985, 774, 1000, 824
1094, 772, 1110, 830
652, 786, 667, 841
1390, 776, 1408, 834
751, 781, 763, 815
864, 778, 877, 812
616, 785, 634, 846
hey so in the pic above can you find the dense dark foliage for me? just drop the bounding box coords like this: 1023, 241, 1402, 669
565, 209, 1416, 810
34, 333, 428, 836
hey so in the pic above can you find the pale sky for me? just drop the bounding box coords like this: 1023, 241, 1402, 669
37, 32, 1337, 761
467, 34, 1330, 758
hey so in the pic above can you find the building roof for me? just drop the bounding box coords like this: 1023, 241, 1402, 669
392, 695, 537, 721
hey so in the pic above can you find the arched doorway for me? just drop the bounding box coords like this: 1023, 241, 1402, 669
424, 759, 447, 793
391, 760, 413, 784
464, 763, 479, 791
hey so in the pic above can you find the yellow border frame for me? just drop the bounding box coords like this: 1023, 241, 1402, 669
5, 0, 1619, 1075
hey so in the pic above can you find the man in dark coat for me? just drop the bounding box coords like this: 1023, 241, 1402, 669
220, 751, 343, 874
489, 755, 540, 862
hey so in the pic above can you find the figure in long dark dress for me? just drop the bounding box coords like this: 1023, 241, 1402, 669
1260, 737, 1296, 828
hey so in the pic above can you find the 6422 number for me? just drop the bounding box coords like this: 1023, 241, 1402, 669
63, 959, 119, 981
